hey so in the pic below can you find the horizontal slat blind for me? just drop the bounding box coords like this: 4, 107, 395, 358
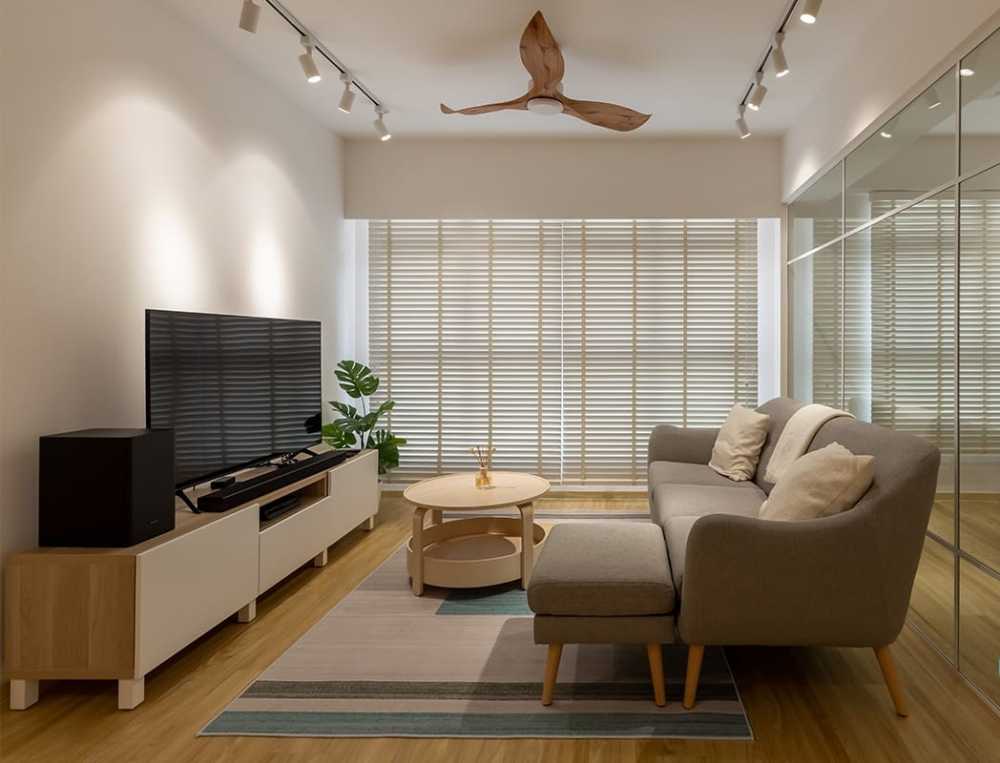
369, 219, 758, 484
869, 194, 956, 450
959, 193, 1000, 454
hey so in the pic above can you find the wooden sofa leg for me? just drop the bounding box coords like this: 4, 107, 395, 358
646, 643, 666, 706
542, 644, 563, 706
874, 644, 908, 717
683, 645, 705, 709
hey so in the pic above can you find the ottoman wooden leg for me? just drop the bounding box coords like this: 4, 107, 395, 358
683, 644, 705, 709
542, 644, 563, 706
647, 643, 667, 706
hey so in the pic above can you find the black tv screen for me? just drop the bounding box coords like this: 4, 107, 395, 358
145, 310, 322, 488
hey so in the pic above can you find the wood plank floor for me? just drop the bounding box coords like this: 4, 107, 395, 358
2, 494, 998, 763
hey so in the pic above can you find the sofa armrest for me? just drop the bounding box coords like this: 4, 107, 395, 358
678, 511, 900, 647
647, 425, 718, 465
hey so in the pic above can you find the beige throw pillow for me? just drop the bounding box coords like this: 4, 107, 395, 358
759, 442, 875, 521
708, 404, 770, 481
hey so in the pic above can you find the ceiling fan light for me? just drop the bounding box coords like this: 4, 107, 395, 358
239, 0, 261, 33
526, 97, 564, 115
773, 33, 789, 77
800, 0, 822, 24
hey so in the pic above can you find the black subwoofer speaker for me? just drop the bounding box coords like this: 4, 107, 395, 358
39, 428, 175, 547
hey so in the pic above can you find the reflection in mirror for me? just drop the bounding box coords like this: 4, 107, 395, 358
961, 27, 1000, 173
846, 191, 956, 540
789, 163, 842, 257
846, 69, 957, 230
959, 164, 1000, 573
789, 243, 842, 407
958, 559, 1000, 706
909, 537, 955, 660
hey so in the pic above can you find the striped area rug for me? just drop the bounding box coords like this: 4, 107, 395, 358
202, 514, 752, 739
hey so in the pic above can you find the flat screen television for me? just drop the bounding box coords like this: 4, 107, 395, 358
145, 309, 322, 488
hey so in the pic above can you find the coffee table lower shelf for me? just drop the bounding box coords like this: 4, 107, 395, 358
406, 516, 546, 590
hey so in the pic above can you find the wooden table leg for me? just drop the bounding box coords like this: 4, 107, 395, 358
411, 507, 428, 596
519, 502, 535, 589
430, 509, 443, 526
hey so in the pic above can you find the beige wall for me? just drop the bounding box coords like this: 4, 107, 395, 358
782, 3, 1000, 201
0, 0, 352, 578
345, 137, 783, 220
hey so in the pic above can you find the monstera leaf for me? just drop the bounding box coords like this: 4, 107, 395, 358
335, 360, 379, 399
322, 421, 357, 449
370, 429, 406, 474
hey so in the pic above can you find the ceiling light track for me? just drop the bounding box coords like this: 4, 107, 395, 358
735, 0, 819, 138
246, 0, 384, 111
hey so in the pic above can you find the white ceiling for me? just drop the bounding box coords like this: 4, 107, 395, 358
166, 0, 888, 139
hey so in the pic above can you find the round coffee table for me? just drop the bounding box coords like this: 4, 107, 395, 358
403, 471, 551, 596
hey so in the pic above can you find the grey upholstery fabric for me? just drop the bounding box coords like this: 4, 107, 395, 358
752, 397, 806, 494
677, 409, 940, 647
534, 614, 675, 645
650, 484, 765, 592
528, 522, 675, 617
647, 425, 718, 466
648, 461, 761, 492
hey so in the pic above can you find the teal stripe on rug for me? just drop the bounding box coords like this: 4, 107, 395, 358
243, 679, 740, 702
436, 583, 533, 615
203, 711, 752, 739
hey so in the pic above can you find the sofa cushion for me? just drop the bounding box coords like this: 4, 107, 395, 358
760, 442, 875, 521
527, 522, 675, 616
651, 484, 765, 592
708, 404, 771, 481
649, 460, 762, 491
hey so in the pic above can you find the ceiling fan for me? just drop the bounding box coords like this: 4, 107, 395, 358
440, 11, 651, 133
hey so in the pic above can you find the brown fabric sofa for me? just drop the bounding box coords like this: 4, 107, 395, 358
648, 397, 941, 716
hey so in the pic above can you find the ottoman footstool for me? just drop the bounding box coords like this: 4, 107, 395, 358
526, 522, 676, 706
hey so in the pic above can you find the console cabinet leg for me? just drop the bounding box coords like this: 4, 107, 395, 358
364, 515, 376, 531
10, 679, 39, 710
313, 548, 328, 567
237, 600, 257, 623
118, 677, 144, 710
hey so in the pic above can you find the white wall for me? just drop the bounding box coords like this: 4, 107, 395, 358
0, 0, 351, 575
782, 4, 1000, 201
345, 137, 783, 219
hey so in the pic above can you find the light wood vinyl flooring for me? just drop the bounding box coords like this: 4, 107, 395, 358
1, 493, 998, 763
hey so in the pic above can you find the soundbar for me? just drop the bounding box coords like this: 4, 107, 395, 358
196, 449, 358, 513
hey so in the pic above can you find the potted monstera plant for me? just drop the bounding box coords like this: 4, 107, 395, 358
322, 360, 405, 476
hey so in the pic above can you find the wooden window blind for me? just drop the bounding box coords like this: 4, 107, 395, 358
369, 219, 759, 484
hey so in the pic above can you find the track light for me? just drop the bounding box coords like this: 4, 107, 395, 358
925, 87, 942, 110
960, 66, 975, 77
735, 105, 751, 139
299, 36, 322, 84
338, 73, 356, 114
773, 32, 789, 78
800, 0, 822, 24
747, 72, 767, 111
373, 106, 391, 141
238, 0, 261, 34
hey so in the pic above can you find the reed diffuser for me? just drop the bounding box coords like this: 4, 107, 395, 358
471, 445, 496, 488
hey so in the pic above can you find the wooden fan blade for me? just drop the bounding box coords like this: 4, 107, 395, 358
559, 97, 651, 132
440, 96, 528, 116
520, 11, 564, 94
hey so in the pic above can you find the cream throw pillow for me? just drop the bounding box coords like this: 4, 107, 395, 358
759, 442, 875, 521
708, 404, 770, 481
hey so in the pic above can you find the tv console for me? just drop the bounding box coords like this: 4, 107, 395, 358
4, 448, 379, 711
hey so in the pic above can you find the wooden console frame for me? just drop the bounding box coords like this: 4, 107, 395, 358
4, 449, 379, 711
